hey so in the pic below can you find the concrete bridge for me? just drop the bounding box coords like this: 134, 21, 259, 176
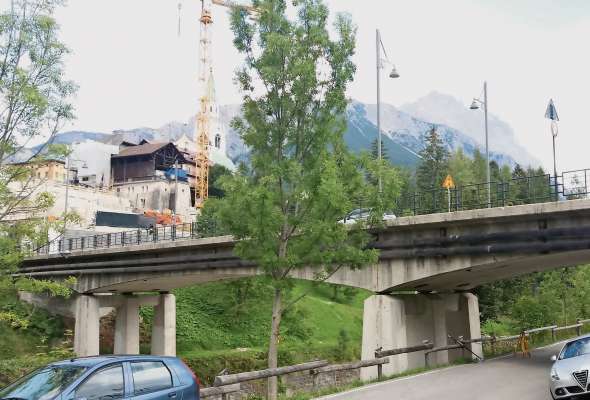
19, 199, 590, 379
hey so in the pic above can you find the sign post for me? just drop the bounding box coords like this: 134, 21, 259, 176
545, 99, 559, 200
442, 175, 456, 212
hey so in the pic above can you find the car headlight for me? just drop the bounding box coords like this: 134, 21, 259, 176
551, 367, 560, 381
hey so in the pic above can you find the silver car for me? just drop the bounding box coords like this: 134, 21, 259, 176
550, 335, 590, 399
338, 208, 396, 225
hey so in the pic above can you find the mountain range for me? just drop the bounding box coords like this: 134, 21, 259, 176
24, 92, 538, 170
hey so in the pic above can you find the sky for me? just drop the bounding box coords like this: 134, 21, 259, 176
9, 0, 590, 171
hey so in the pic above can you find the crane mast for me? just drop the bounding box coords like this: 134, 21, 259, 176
195, 0, 213, 209
194, 0, 254, 209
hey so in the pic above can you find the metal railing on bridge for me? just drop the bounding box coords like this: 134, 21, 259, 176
387, 168, 590, 217
26, 168, 590, 256
30, 222, 209, 256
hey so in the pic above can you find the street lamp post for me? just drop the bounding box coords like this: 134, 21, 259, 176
469, 81, 491, 208
376, 28, 399, 193
545, 99, 559, 200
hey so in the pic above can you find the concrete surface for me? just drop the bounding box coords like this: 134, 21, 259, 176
73, 295, 100, 357
71, 293, 177, 357
318, 343, 562, 400
361, 293, 483, 381
151, 293, 176, 356
21, 198, 590, 294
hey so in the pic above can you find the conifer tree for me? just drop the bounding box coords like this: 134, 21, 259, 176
416, 125, 449, 191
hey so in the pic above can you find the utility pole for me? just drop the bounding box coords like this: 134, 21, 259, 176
545, 99, 560, 200
469, 82, 491, 207
376, 29, 382, 193
483, 82, 491, 208
375, 28, 400, 194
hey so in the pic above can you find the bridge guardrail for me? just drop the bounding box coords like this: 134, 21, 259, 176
199, 319, 590, 398
28, 222, 206, 256
200, 384, 241, 398
26, 168, 590, 256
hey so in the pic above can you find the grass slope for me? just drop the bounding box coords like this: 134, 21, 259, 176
0, 279, 369, 385
146, 278, 369, 383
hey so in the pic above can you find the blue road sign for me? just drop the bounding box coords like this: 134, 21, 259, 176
545, 99, 559, 121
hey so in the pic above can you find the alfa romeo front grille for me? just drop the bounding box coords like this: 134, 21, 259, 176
573, 370, 588, 389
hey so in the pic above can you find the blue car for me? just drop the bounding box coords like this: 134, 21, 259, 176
0, 355, 200, 400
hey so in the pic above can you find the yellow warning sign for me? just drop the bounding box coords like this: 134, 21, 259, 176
442, 175, 455, 189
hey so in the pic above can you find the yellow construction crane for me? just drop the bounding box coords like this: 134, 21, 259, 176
193, 0, 255, 209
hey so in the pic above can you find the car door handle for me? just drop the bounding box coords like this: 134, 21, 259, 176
168, 392, 177, 398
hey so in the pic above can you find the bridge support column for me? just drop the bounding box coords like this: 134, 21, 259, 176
114, 296, 140, 355
432, 297, 449, 365
74, 295, 100, 357
462, 292, 483, 360
361, 292, 482, 381
151, 293, 176, 356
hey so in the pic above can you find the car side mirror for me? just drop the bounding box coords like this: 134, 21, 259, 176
550, 355, 557, 362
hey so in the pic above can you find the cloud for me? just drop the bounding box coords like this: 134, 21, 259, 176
3, 0, 586, 171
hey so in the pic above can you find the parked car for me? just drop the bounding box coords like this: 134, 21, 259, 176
338, 208, 397, 225
549, 334, 590, 399
0, 355, 200, 400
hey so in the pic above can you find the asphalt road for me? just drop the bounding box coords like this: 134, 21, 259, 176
316, 343, 566, 400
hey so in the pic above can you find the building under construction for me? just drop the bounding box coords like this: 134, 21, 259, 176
110, 141, 195, 220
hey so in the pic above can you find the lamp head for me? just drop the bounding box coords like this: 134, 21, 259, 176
389, 66, 400, 79
469, 99, 480, 110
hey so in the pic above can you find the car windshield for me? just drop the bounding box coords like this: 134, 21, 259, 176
0, 365, 87, 400
560, 337, 590, 360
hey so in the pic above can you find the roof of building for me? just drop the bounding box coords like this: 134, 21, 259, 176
10, 158, 65, 166
111, 142, 169, 158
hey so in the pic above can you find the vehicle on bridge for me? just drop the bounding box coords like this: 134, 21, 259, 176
338, 208, 397, 225
550, 334, 590, 399
0, 355, 200, 400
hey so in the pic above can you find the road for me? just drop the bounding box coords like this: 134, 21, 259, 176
316, 343, 565, 400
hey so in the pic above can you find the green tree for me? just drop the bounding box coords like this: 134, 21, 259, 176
471, 148, 487, 183
415, 125, 448, 212
370, 137, 388, 161
416, 125, 449, 191
508, 163, 529, 205
448, 148, 474, 187
208, 164, 232, 198
0, 0, 77, 326
447, 148, 476, 208
221, 2, 397, 398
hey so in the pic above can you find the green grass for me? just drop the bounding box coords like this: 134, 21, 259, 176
0, 289, 65, 361
0, 278, 371, 386
140, 278, 371, 384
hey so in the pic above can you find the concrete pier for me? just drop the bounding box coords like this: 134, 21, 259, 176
73, 295, 100, 357
360, 293, 482, 381
71, 293, 176, 357
151, 293, 176, 356
114, 296, 140, 355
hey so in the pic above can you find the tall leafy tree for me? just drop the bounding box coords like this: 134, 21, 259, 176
221, 1, 398, 398
471, 148, 487, 183
0, 0, 77, 326
447, 148, 474, 187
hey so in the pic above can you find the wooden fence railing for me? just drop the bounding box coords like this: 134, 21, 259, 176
199, 318, 590, 398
